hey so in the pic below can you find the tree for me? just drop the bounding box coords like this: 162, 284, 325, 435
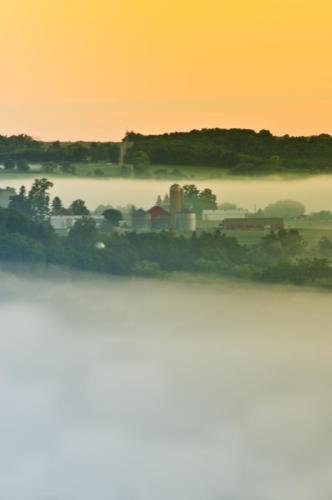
61, 162, 76, 175
199, 188, 217, 210
132, 151, 150, 177
51, 196, 63, 215
183, 184, 217, 213
8, 186, 32, 217
70, 199, 90, 215
28, 178, 54, 221
43, 162, 57, 173
16, 160, 30, 173
68, 143, 88, 161
264, 200, 305, 218
183, 184, 200, 211
103, 208, 122, 227
4, 159, 15, 171
261, 229, 305, 257
319, 236, 332, 257
68, 217, 97, 247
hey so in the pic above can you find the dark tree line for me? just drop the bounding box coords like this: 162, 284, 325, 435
2, 129, 332, 174
126, 129, 332, 174
0, 134, 120, 163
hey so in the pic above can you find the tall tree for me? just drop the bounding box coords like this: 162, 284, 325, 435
68, 217, 97, 247
8, 186, 32, 217
28, 178, 54, 221
51, 196, 64, 215
199, 188, 217, 210
70, 199, 90, 215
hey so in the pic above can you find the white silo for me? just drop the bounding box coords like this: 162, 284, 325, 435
176, 211, 196, 232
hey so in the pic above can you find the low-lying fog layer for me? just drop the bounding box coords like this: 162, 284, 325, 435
1, 273, 331, 500
2, 175, 332, 211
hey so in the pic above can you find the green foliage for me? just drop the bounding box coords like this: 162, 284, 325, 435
256, 258, 331, 285
51, 196, 63, 215
132, 150, 151, 178
103, 208, 122, 226
183, 184, 217, 213
0, 233, 45, 262
68, 218, 97, 247
126, 129, 332, 174
261, 229, 306, 258
28, 178, 54, 221
61, 163, 76, 175
9, 179, 53, 221
2, 129, 332, 176
70, 199, 90, 215
0, 194, 331, 289
318, 236, 332, 257
264, 200, 306, 218
43, 162, 58, 173
16, 159, 30, 173
133, 260, 161, 276
4, 159, 15, 171
94, 168, 105, 176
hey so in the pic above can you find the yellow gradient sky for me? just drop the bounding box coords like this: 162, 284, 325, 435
1, 0, 331, 140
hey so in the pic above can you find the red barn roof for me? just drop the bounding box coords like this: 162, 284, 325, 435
147, 206, 170, 224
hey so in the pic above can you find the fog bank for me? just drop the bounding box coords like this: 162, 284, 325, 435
2, 175, 332, 211
1, 273, 331, 500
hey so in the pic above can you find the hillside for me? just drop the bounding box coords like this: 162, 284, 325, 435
2, 129, 332, 176
126, 129, 332, 175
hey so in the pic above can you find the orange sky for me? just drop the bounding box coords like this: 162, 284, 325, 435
1, 0, 332, 140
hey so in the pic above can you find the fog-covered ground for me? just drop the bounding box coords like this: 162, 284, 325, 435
2, 175, 332, 212
1, 272, 332, 500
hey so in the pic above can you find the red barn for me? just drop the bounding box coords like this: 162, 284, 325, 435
147, 206, 170, 230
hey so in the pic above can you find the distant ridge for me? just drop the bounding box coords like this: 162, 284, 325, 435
1, 128, 332, 174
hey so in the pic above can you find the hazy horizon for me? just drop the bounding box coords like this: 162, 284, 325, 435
2, 0, 332, 141
4, 122, 332, 143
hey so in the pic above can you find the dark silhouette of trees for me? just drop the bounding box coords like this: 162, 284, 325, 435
51, 196, 64, 215
103, 208, 122, 227
70, 199, 90, 215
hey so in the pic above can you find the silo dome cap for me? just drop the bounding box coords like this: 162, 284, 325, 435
95, 242, 106, 250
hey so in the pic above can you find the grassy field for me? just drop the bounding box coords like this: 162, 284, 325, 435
73, 162, 227, 179
196, 221, 332, 248
0, 162, 223, 179
149, 164, 227, 180
2, 161, 328, 181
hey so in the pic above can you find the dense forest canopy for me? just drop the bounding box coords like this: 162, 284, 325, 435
1, 128, 332, 174
0, 134, 120, 163
126, 129, 332, 173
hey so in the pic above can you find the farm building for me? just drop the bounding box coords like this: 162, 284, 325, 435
132, 209, 150, 232
202, 209, 248, 223
176, 210, 197, 232
202, 209, 249, 229
0, 187, 16, 208
147, 206, 170, 230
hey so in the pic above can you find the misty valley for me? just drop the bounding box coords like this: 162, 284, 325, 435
0, 171, 331, 499
2, 132, 332, 500
1, 272, 332, 500
3, 0, 332, 495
